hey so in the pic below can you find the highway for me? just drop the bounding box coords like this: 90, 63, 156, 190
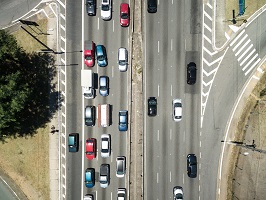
144, 1, 202, 199
66, 0, 130, 199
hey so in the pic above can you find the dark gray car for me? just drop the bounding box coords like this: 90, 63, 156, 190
187, 154, 197, 178
86, 0, 96, 16
85, 106, 96, 126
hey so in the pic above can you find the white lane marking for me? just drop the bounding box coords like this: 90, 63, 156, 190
200, 140, 201, 147
158, 85, 160, 97
207, 2, 212, 9
235, 39, 250, 56
157, 173, 159, 183
183, 131, 185, 142
171, 39, 173, 51
157, 130, 160, 141
232, 34, 248, 52
158, 41, 160, 53
170, 129, 172, 140
170, 171, 172, 182
237, 44, 253, 61
183, 173, 185, 184
96, 191, 97, 200
203, 23, 212, 33
112, 65, 114, 77
230, 29, 245, 46
242, 53, 258, 70
98, 18, 99, 30
172, 0, 174, 4
171, 85, 173, 96
111, 192, 112, 200
240, 49, 256, 67
113, 20, 115, 32
245, 58, 261, 76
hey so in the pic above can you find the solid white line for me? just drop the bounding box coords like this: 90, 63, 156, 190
230, 29, 245, 46
240, 49, 256, 67
244, 58, 261, 76
237, 44, 253, 61
232, 34, 248, 52
96, 191, 97, 200
158, 85, 160, 97
235, 39, 250, 56
111, 192, 112, 200
158, 41, 159, 53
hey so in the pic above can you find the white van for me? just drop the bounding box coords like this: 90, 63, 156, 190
118, 47, 128, 72
100, 104, 110, 127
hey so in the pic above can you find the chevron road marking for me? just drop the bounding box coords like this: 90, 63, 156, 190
203, 57, 222, 66
240, 49, 256, 67
237, 44, 253, 61
207, 2, 212, 9
202, 79, 214, 87
232, 34, 248, 52
230, 29, 245, 46
203, 35, 212, 44
204, 10, 212, 21
235, 39, 250, 56
204, 23, 212, 32
202, 67, 218, 77
203, 46, 218, 56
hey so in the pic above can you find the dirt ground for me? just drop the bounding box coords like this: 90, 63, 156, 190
0, 19, 50, 200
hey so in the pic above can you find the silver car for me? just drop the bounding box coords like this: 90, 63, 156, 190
101, 134, 110, 158
116, 156, 126, 177
85, 106, 95, 126
99, 76, 109, 96
84, 194, 93, 200
117, 188, 126, 200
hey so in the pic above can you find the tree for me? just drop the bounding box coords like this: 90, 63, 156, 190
0, 30, 59, 140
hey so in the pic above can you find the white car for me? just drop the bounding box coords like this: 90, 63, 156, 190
173, 99, 182, 122
118, 47, 128, 72
173, 186, 183, 200
101, 0, 112, 20
101, 134, 110, 157
117, 188, 126, 200
84, 194, 93, 200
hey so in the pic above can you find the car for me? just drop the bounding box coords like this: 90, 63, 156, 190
84, 40, 95, 67
173, 186, 184, 200
85, 168, 95, 188
187, 62, 197, 85
85, 138, 96, 160
101, 0, 112, 20
96, 45, 108, 67
148, 97, 157, 116
85, 106, 96, 126
99, 164, 110, 188
187, 154, 197, 178
147, 0, 157, 13
85, 0, 96, 16
101, 134, 110, 158
116, 156, 126, 177
118, 47, 128, 72
99, 76, 109, 96
84, 194, 94, 200
120, 3, 130, 27
119, 110, 128, 131
68, 133, 79, 152
172, 99, 182, 122
117, 188, 126, 200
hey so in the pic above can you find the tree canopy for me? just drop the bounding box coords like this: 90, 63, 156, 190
0, 30, 58, 140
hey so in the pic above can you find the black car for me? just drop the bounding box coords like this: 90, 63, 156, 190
148, 97, 157, 116
187, 62, 197, 85
187, 154, 197, 178
86, 0, 96, 16
147, 0, 157, 13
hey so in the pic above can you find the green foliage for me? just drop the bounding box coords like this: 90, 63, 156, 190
0, 30, 59, 140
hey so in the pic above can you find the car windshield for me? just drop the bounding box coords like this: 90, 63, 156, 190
102, 4, 109, 11
98, 55, 104, 61
121, 13, 128, 19
85, 55, 92, 60
149, 99, 156, 105
119, 60, 126, 65
175, 193, 183, 199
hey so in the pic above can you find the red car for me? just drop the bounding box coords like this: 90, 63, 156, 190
86, 138, 96, 160
120, 3, 129, 27
84, 40, 95, 67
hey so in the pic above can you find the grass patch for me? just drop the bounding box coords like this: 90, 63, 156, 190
0, 18, 50, 200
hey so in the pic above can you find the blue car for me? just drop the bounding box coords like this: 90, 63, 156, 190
96, 45, 107, 67
85, 168, 95, 188
119, 110, 128, 131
